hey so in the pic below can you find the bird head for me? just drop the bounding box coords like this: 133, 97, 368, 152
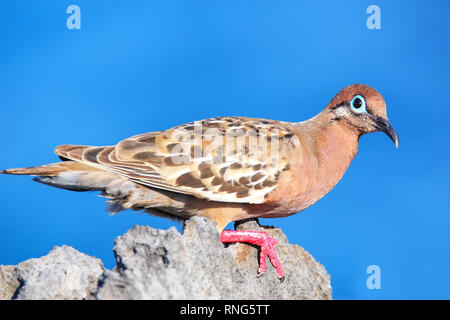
327, 84, 399, 148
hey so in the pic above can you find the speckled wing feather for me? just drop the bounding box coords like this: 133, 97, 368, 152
55, 117, 299, 204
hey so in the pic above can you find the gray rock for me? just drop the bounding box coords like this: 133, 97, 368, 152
0, 245, 104, 300
95, 217, 332, 300
0, 217, 332, 300
0, 265, 20, 300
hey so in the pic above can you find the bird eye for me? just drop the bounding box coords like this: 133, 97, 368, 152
350, 95, 367, 113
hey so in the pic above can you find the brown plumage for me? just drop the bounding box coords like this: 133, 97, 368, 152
1, 84, 398, 279
1, 84, 398, 230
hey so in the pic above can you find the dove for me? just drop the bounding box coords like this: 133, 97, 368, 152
1, 84, 398, 281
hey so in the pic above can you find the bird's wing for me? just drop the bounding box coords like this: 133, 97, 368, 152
55, 117, 299, 204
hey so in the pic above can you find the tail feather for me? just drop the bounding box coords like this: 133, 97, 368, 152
1, 165, 61, 176
2, 161, 139, 196
1, 161, 98, 176
1, 159, 194, 220
2, 161, 108, 191
32, 176, 95, 192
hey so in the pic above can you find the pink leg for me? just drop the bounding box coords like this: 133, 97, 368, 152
220, 230, 285, 281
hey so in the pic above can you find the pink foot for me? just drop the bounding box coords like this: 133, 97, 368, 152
220, 230, 285, 281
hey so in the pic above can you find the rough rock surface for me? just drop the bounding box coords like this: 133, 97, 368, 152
0, 245, 104, 300
0, 217, 332, 300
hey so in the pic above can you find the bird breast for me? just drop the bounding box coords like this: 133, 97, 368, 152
261, 122, 359, 218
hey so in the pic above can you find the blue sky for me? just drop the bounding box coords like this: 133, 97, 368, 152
0, 1, 449, 299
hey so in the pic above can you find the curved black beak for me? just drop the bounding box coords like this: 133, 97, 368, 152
372, 117, 399, 148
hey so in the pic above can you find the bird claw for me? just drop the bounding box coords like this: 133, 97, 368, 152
258, 232, 284, 280
220, 229, 285, 280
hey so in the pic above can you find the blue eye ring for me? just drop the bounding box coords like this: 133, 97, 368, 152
350, 95, 367, 113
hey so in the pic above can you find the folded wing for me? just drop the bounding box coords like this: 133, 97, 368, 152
55, 117, 299, 204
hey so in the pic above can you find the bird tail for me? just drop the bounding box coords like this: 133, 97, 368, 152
1, 160, 102, 177
0, 161, 124, 192
1, 161, 190, 218
1, 162, 78, 176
